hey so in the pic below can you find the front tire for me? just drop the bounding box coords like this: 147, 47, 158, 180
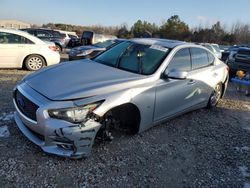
25, 55, 45, 71
207, 83, 222, 108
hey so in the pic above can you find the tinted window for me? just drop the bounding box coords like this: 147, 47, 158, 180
82, 31, 94, 39
190, 48, 211, 69
25, 29, 35, 35
166, 48, 191, 72
69, 34, 78, 39
37, 30, 51, 38
52, 31, 61, 38
60, 33, 66, 38
0, 32, 33, 44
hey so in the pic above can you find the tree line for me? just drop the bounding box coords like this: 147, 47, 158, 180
41, 15, 250, 45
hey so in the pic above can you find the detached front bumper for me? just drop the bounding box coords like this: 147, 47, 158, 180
13, 85, 102, 158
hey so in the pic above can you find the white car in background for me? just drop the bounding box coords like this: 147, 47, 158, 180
200, 43, 222, 59
0, 28, 60, 71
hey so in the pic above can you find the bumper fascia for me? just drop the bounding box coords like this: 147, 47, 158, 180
13, 85, 102, 158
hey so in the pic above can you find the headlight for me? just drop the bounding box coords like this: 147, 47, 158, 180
76, 50, 93, 56
48, 102, 102, 123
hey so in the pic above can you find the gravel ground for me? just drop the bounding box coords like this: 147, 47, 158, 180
0, 64, 250, 187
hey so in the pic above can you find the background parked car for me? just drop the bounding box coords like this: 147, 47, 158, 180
0, 28, 60, 71
221, 45, 240, 62
68, 39, 125, 60
55, 30, 78, 46
80, 30, 117, 46
67, 34, 81, 48
21, 28, 66, 52
200, 43, 222, 59
226, 47, 250, 77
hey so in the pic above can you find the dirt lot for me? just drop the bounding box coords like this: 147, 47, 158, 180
0, 64, 250, 187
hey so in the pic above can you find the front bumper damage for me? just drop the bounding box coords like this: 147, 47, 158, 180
13, 84, 102, 158
14, 110, 102, 158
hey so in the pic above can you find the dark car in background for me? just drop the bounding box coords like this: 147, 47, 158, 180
21, 28, 66, 52
227, 47, 250, 77
222, 46, 240, 62
67, 34, 81, 48
68, 39, 124, 61
81, 31, 117, 46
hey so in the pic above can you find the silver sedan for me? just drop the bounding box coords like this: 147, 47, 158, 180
13, 38, 229, 158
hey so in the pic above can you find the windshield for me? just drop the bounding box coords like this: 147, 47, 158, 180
94, 41, 169, 75
94, 40, 115, 48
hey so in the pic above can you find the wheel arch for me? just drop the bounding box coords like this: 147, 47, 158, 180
22, 54, 47, 68
99, 102, 141, 134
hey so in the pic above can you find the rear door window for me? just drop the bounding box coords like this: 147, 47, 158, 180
0, 32, 33, 44
166, 48, 191, 72
190, 48, 212, 69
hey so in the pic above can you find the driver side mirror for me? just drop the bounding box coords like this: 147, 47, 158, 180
164, 70, 188, 79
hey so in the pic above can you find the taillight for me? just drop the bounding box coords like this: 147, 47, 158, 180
49, 46, 57, 52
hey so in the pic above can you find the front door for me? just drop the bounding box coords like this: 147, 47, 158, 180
154, 48, 198, 122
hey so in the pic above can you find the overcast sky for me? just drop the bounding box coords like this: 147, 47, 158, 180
0, 0, 250, 28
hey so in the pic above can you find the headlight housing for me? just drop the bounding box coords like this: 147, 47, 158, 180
48, 102, 102, 124
76, 50, 93, 57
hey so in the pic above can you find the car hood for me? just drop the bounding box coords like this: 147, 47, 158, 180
71, 45, 103, 52
24, 60, 145, 101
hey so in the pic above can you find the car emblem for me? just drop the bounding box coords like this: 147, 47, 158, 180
17, 98, 25, 109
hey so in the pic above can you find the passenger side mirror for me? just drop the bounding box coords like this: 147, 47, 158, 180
164, 70, 188, 79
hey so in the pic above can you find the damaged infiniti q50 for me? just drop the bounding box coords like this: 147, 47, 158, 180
13, 38, 229, 158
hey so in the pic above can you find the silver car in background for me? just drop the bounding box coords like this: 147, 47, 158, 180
200, 43, 222, 59
13, 38, 229, 158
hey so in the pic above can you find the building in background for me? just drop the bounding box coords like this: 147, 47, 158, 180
0, 19, 31, 29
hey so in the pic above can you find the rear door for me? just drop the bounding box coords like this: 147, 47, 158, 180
187, 47, 218, 105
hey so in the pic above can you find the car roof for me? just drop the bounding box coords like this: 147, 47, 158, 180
130, 38, 187, 48
0, 28, 45, 44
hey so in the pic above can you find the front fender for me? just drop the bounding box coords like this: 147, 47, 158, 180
93, 85, 156, 132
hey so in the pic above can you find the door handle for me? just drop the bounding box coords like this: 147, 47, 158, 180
188, 80, 196, 85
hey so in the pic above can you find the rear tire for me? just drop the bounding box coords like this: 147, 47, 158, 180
207, 83, 222, 108
25, 55, 45, 71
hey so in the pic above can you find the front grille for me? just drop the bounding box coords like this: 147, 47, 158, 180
15, 89, 39, 121
238, 49, 250, 55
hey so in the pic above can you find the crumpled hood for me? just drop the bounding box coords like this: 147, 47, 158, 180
24, 60, 145, 100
